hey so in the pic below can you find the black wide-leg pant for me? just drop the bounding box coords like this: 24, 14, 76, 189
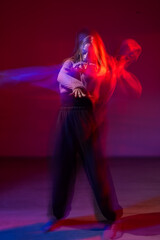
49, 96, 122, 223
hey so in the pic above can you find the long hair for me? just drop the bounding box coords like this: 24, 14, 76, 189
90, 31, 110, 77
71, 29, 111, 79
71, 28, 91, 63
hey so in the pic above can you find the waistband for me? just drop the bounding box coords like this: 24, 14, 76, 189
60, 93, 93, 109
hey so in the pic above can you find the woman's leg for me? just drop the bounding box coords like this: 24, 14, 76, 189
75, 110, 122, 223
48, 109, 78, 220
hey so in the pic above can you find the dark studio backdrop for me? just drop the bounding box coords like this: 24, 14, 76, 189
0, 0, 160, 157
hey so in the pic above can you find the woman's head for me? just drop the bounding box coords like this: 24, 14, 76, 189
80, 35, 96, 63
72, 29, 109, 72
117, 39, 142, 64
72, 29, 91, 62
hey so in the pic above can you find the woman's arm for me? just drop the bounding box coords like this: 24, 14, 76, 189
57, 59, 86, 90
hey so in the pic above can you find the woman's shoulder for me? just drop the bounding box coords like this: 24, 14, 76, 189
62, 58, 74, 68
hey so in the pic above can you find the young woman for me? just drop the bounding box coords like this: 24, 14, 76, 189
43, 29, 123, 235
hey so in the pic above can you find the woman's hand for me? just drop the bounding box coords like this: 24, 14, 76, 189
70, 88, 86, 98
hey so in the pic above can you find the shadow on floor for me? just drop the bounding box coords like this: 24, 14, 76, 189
0, 212, 160, 240
120, 212, 160, 236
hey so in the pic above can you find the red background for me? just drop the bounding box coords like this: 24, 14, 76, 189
0, 0, 160, 156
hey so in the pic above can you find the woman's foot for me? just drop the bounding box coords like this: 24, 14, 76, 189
41, 218, 58, 233
102, 220, 123, 240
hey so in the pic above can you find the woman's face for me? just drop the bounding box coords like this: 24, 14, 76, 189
121, 49, 141, 66
119, 40, 142, 65
80, 36, 97, 62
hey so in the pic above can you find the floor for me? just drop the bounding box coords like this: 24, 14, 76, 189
0, 156, 160, 240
